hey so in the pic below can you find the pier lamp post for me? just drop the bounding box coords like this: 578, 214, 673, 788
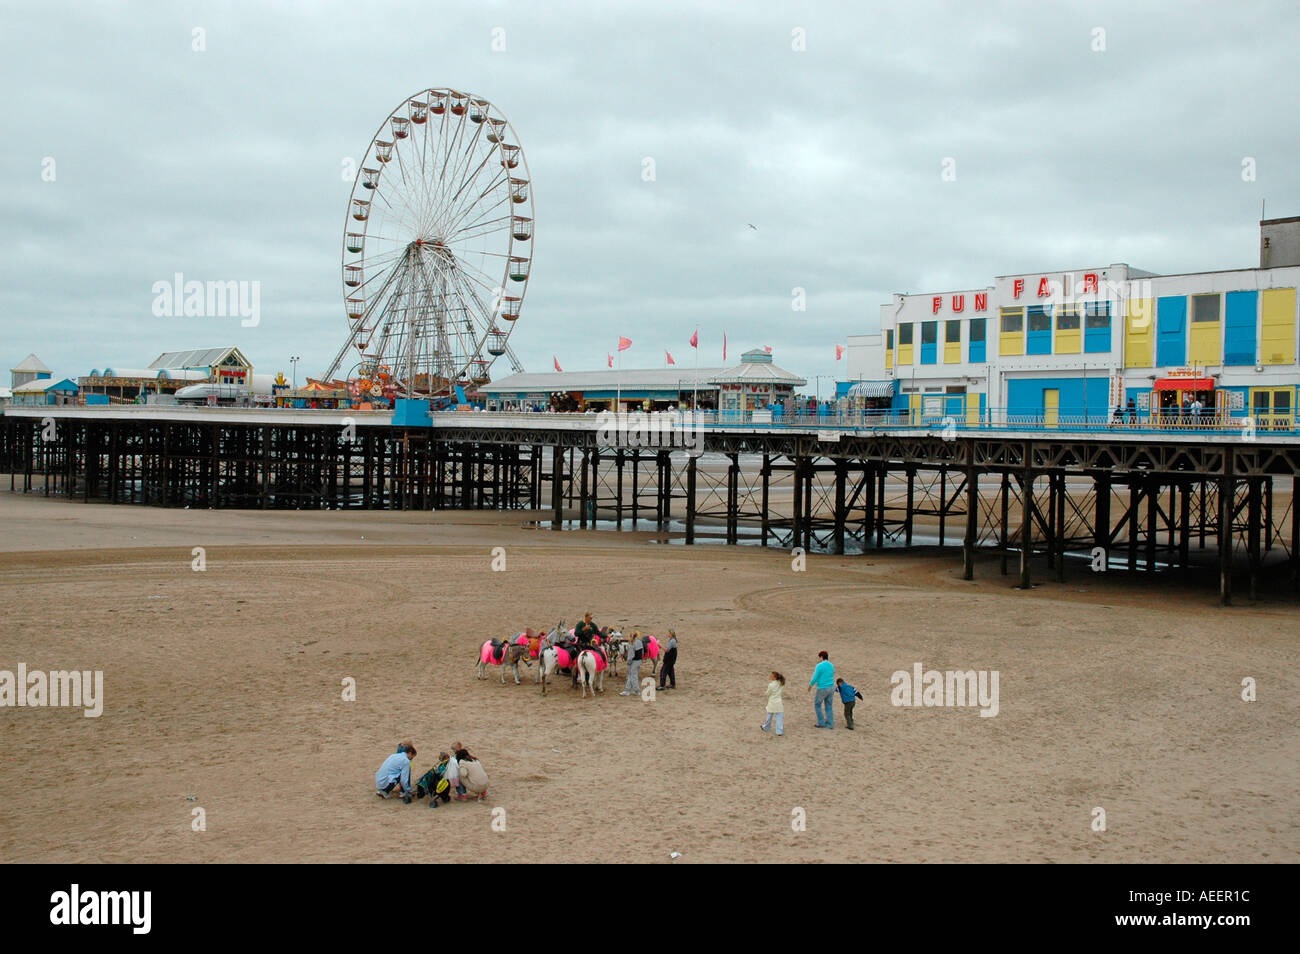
290, 355, 300, 391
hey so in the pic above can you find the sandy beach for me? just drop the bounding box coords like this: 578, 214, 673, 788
0, 494, 1296, 864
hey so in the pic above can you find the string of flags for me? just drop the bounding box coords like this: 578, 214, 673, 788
554, 329, 778, 370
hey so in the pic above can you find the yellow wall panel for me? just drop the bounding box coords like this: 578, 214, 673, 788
897, 343, 913, 365
1188, 319, 1221, 366
1125, 298, 1153, 368
1055, 327, 1081, 354
943, 341, 961, 363
1261, 288, 1296, 365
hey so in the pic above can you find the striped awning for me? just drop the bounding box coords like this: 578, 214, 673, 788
847, 380, 897, 398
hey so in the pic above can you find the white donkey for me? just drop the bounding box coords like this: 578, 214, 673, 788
575, 648, 605, 698
535, 621, 566, 696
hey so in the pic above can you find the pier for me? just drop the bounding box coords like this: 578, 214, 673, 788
3, 405, 1297, 604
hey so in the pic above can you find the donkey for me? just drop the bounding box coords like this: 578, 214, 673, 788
536, 622, 565, 695
613, 633, 660, 677
477, 638, 515, 683
575, 648, 606, 698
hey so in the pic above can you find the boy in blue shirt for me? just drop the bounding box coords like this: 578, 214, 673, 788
835, 677, 863, 730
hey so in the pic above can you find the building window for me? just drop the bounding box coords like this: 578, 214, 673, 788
898, 323, 913, 345
1084, 301, 1112, 354
945, 319, 961, 342
969, 318, 986, 342
921, 321, 937, 345
886, 329, 894, 350
1192, 294, 1220, 322
1056, 306, 1080, 330
1027, 306, 1051, 333
1001, 308, 1023, 333
1085, 302, 1111, 329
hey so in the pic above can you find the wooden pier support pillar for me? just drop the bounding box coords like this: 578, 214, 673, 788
833, 459, 847, 555
615, 450, 625, 529
904, 466, 915, 547
550, 444, 563, 530
655, 451, 669, 530
685, 455, 697, 545
1247, 476, 1261, 600
1127, 480, 1139, 572
1178, 481, 1191, 568
1046, 471, 1057, 571
938, 466, 948, 547
579, 447, 590, 529
875, 465, 886, 549
631, 452, 640, 528
999, 471, 1010, 575
792, 457, 804, 552
1055, 471, 1066, 583
1019, 447, 1033, 589
726, 453, 740, 545
1198, 481, 1208, 549
260, 428, 272, 510
1219, 455, 1234, 606
760, 454, 771, 547
1146, 475, 1158, 576
1094, 473, 1110, 560
962, 463, 977, 580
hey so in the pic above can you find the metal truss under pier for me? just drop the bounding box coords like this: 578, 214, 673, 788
2, 408, 1297, 605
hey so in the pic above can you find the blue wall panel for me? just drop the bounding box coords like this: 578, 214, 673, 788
1084, 325, 1111, 353
1156, 296, 1187, 367
920, 341, 937, 364
1007, 376, 1110, 421
1223, 290, 1257, 366
1026, 307, 1051, 355
968, 338, 986, 363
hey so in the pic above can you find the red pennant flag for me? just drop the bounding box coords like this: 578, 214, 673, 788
835, 344, 845, 361
666, 351, 676, 366
607, 353, 614, 368
764, 345, 772, 353
689, 330, 698, 349
618, 336, 632, 352
553, 355, 563, 372
722, 331, 727, 361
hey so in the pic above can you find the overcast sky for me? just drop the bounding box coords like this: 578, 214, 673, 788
2, 0, 1297, 389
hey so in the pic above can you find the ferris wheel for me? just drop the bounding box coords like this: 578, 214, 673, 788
323, 88, 533, 396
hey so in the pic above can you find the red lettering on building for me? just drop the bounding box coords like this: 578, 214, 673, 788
974, 293, 987, 311
1083, 272, 1098, 293
951, 294, 964, 313
1037, 277, 1051, 297
932, 296, 943, 315
1013, 279, 1024, 299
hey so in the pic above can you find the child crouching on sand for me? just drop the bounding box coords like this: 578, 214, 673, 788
761, 671, 785, 736
455, 748, 489, 801
414, 752, 452, 808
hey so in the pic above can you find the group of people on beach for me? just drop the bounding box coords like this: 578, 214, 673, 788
762, 650, 862, 737
562, 611, 680, 694
374, 741, 488, 808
